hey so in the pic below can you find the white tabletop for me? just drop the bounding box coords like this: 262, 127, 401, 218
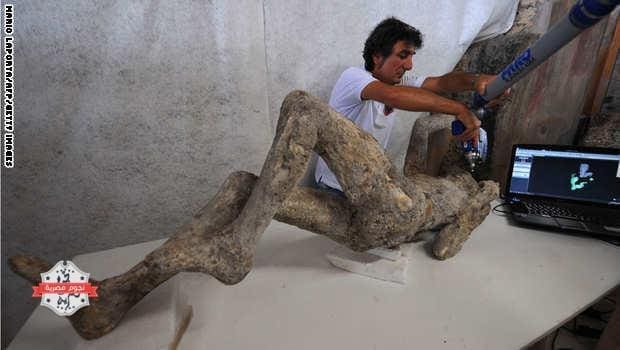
9, 209, 620, 350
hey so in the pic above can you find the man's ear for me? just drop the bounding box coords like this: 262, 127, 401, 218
372, 53, 383, 68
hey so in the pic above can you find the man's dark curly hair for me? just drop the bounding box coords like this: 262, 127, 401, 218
363, 17, 423, 71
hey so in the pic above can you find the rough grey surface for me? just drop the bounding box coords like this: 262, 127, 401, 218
602, 55, 620, 114
581, 113, 620, 148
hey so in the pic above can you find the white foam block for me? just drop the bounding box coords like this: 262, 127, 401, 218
366, 247, 402, 261
326, 246, 408, 284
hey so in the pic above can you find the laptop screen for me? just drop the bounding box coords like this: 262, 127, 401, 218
506, 145, 620, 206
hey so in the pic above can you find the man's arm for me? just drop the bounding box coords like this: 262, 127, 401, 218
420, 71, 491, 94
361, 80, 480, 144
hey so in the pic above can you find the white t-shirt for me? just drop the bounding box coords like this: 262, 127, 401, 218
315, 67, 426, 190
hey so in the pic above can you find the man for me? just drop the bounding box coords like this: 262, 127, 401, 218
315, 17, 501, 194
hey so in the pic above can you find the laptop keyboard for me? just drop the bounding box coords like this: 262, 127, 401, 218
523, 201, 604, 224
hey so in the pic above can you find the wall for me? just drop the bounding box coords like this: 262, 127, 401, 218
0, 0, 518, 346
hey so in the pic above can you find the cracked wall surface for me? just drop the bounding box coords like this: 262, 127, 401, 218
2, 1, 272, 346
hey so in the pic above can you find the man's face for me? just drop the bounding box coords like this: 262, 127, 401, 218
371, 40, 415, 85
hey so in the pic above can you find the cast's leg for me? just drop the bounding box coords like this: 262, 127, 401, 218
7, 90, 436, 339
255, 91, 429, 251
432, 180, 498, 259
9, 170, 258, 339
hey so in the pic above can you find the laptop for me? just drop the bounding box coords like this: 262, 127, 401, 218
504, 144, 620, 237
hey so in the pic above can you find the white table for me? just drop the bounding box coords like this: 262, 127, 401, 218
9, 210, 620, 350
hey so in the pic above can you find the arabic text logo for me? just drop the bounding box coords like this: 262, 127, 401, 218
32, 260, 98, 316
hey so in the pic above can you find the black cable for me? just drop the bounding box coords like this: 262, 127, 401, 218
584, 302, 615, 317
551, 299, 618, 349
598, 236, 620, 247
492, 202, 511, 216
574, 324, 604, 338
569, 311, 607, 339
551, 329, 559, 349
551, 328, 565, 350
580, 298, 616, 326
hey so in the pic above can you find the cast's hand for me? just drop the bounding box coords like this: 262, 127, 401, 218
475, 74, 511, 108
455, 107, 481, 147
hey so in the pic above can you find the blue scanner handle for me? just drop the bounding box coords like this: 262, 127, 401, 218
450, 92, 488, 149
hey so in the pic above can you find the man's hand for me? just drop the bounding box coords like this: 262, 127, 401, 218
474, 74, 511, 108
455, 107, 481, 146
